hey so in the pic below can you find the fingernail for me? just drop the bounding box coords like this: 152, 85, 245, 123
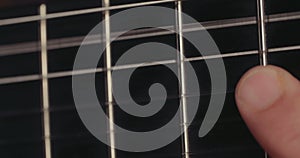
237, 68, 283, 110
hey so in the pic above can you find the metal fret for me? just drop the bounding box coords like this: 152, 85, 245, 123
268, 11, 300, 23
1, 10, 300, 57
1, 2, 299, 28
269, 45, 300, 53
39, 4, 52, 158
0, 0, 176, 27
0, 44, 299, 86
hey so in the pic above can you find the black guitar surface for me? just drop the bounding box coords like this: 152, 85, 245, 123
0, 0, 299, 158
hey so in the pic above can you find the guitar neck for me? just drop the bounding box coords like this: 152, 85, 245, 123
0, 0, 299, 158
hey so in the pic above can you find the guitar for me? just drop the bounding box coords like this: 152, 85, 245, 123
0, 0, 299, 158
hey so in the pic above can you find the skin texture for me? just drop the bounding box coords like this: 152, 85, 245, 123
235, 65, 300, 158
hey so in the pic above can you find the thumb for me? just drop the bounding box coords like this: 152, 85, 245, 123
235, 65, 300, 158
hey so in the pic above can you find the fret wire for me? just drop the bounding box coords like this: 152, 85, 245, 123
0, 16, 255, 57
0, 44, 299, 86
39, 4, 52, 158
47, 0, 175, 19
268, 11, 300, 23
184, 50, 259, 62
102, 0, 116, 158
269, 45, 300, 53
0, 1, 299, 27
2, 10, 300, 57
0, 15, 40, 27
0, 0, 176, 27
175, 1, 190, 158
0, 74, 41, 85
0, 20, 266, 57
0, 89, 229, 118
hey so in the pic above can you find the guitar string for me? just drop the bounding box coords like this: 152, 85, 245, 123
39, 4, 52, 158
102, 0, 117, 158
257, 0, 268, 66
257, 0, 268, 156
175, 1, 191, 158
0, 10, 300, 57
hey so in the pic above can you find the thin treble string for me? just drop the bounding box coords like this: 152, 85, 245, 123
257, 0, 268, 66
39, 4, 52, 158
257, 0, 269, 157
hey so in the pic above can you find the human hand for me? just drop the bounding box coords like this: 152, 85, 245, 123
235, 65, 300, 158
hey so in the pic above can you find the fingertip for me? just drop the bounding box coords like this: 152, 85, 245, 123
235, 65, 300, 158
235, 66, 283, 112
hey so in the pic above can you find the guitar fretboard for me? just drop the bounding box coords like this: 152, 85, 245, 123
0, 0, 299, 158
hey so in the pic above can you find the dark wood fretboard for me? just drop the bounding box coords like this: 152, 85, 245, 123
0, 0, 299, 158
